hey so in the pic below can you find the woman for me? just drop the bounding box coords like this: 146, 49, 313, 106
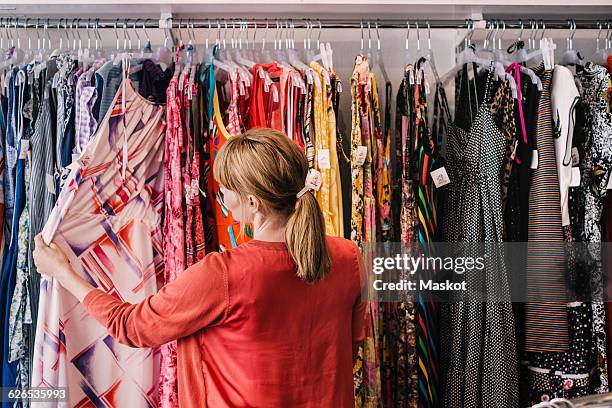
33, 128, 365, 407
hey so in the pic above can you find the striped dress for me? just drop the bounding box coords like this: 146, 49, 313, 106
524, 65, 569, 353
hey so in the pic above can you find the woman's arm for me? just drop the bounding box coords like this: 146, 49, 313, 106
33, 234, 229, 348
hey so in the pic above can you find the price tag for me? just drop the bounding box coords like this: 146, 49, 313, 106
337, 82, 343, 93
409, 70, 415, 85
317, 149, 331, 169
431, 167, 451, 188
424, 81, 430, 95
355, 146, 367, 166
570, 167, 581, 187
571, 147, 580, 166
530, 150, 539, 169
45, 173, 56, 195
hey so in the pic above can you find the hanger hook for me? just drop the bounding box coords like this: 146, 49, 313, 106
406, 20, 411, 50
317, 19, 322, 49
35, 18, 41, 49
416, 21, 420, 51
427, 20, 431, 51
518, 19, 524, 42
540, 20, 546, 40
375, 19, 381, 51
76, 18, 83, 50
24, 18, 31, 50
499, 20, 506, 49
142, 18, 150, 45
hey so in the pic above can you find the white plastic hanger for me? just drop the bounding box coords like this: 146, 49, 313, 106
560, 20, 583, 66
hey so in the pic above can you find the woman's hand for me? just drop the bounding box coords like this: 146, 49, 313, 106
33, 234, 73, 280
33, 234, 95, 302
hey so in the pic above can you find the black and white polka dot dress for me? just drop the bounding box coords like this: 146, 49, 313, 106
440, 74, 519, 408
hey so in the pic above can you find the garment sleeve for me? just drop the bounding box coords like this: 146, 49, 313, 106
83, 252, 229, 348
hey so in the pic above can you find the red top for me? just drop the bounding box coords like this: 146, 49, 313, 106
83, 236, 365, 408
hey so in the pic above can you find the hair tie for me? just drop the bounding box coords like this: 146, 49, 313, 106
296, 169, 322, 198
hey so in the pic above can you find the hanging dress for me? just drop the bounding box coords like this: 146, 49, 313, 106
206, 63, 252, 252
440, 71, 519, 408
574, 63, 612, 394
32, 75, 165, 408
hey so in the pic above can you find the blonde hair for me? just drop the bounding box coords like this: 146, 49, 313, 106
214, 128, 331, 284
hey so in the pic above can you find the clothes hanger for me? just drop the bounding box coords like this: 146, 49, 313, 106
404, 20, 415, 66
440, 19, 475, 84
493, 20, 513, 66
230, 20, 254, 87
153, 18, 173, 71
519, 20, 554, 66
371, 20, 390, 84
209, 20, 237, 82
559, 19, 583, 66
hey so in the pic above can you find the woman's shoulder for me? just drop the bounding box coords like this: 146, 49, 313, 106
325, 236, 360, 263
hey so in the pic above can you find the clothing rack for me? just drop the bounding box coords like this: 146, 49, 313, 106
0, 18, 609, 30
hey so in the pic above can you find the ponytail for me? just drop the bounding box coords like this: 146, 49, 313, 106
286, 192, 331, 284
215, 127, 332, 284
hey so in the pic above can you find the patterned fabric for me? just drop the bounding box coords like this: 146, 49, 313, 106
413, 62, 439, 408
32, 77, 165, 407
350, 56, 366, 248
207, 82, 251, 252
302, 82, 316, 170
490, 80, 517, 212
375, 81, 392, 242
575, 63, 612, 394
74, 68, 100, 156
28, 71, 58, 356
525, 66, 569, 353
350, 55, 382, 408
311, 62, 343, 237
183, 75, 206, 267
392, 66, 418, 408
2, 68, 29, 405
440, 70, 519, 407
7, 153, 31, 408
159, 74, 185, 408
525, 302, 592, 404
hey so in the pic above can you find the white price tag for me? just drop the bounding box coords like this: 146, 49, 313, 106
425, 81, 430, 95
431, 167, 451, 188
317, 149, 331, 170
571, 147, 580, 166
45, 173, 56, 195
337, 82, 343, 93
355, 146, 367, 166
409, 70, 415, 85
530, 150, 539, 169
570, 167, 581, 187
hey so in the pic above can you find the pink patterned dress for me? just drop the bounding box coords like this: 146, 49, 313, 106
33, 76, 165, 407
158, 74, 185, 407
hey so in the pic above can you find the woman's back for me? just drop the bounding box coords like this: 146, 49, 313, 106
200, 236, 363, 407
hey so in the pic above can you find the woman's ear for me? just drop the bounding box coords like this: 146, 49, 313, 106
246, 194, 261, 214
